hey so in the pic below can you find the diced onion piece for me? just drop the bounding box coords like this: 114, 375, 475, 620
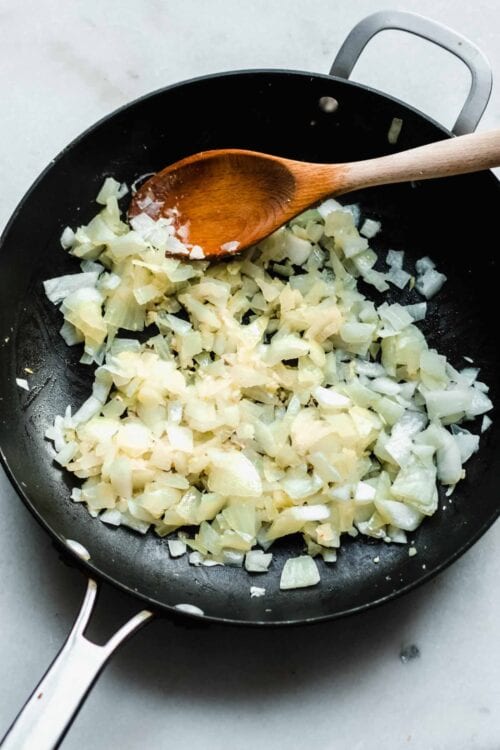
466, 388, 493, 418
387, 250, 404, 269
100, 509, 122, 526
404, 303, 427, 322
416, 268, 447, 299
391, 461, 437, 514
416, 256, 435, 275
168, 539, 187, 557
428, 426, 463, 485
360, 218, 381, 239
266, 334, 309, 365
313, 386, 351, 410
280, 556, 320, 590
60, 227, 76, 249
223, 550, 245, 567
424, 389, 472, 421
371, 377, 400, 396
386, 526, 407, 544
343, 204, 361, 226
55, 442, 78, 466
362, 269, 389, 292
289, 504, 330, 521
317, 198, 343, 218
281, 472, 323, 500
322, 550, 337, 563
386, 267, 411, 289
189, 246, 205, 260
354, 481, 376, 502
207, 452, 262, 497
250, 586, 266, 597
220, 241, 240, 253
44, 272, 100, 304
96, 177, 128, 204
388, 117, 403, 144
285, 233, 313, 265
356, 361, 386, 378
116, 422, 152, 457
482, 415, 492, 433
451, 426, 480, 463
188, 551, 203, 566
167, 424, 193, 453
472, 380, 489, 394
119, 514, 150, 534
340, 322, 376, 344
245, 550, 273, 572
420, 350, 448, 388
376, 498, 424, 531
379, 303, 413, 332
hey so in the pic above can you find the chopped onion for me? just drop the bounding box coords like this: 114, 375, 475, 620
96, 177, 128, 204
360, 219, 381, 239
313, 385, 351, 410
250, 586, 266, 597
208, 452, 262, 497
289, 504, 330, 521
424, 389, 472, 421
388, 117, 403, 144
189, 246, 205, 260
387, 250, 404, 269
100, 509, 123, 526
404, 302, 427, 322
60, 226, 76, 249
223, 550, 245, 567
450, 425, 480, 463
44, 271, 100, 304
354, 481, 376, 502
44, 177, 492, 584
317, 198, 343, 218
376, 499, 424, 531
220, 240, 240, 253
482, 415, 492, 433
466, 388, 493, 418
280, 556, 320, 590
416, 256, 435, 275
416, 268, 447, 299
245, 550, 273, 572
168, 539, 187, 558
386, 267, 411, 289
285, 233, 312, 265
379, 303, 413, 333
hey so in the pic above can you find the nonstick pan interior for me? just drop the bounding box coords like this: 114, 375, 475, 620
0, 70, 498, 625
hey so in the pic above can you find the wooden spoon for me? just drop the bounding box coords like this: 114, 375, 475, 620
129, 130, 500, 259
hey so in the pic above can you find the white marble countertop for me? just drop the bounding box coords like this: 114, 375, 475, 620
1, 1, 500, 748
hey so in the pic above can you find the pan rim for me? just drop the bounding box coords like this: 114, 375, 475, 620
1, 66, 498, 627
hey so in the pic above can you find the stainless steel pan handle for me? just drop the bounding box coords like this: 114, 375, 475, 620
330, 10, 492, 134
0, 579, 153, 750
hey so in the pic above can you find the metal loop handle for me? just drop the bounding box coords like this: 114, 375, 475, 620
329, 10, 492, 135
1, 579, 153, 750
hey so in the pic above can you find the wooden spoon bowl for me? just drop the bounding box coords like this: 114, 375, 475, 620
129, 150, 303, 257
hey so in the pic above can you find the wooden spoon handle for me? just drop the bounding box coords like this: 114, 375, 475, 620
335, 129, 500, 195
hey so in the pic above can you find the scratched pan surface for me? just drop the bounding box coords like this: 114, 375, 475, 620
0, 70, 499, 625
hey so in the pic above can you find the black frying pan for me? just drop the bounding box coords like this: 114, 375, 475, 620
0, 11, 498, 749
